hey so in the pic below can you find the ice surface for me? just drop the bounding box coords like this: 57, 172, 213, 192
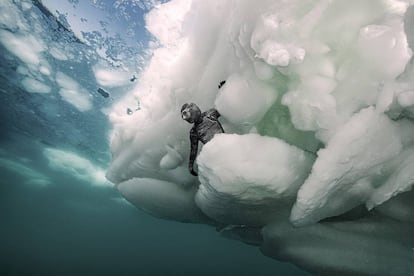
117, 178, 210, 223
290, 107, 403, 226
214, 73, 278, 128
104, 0, 414, 274
195, 133, 313, 226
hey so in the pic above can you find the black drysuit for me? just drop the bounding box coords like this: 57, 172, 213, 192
188, 108, 224, 176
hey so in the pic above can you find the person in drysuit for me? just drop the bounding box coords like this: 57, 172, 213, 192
181, 102, 224, 176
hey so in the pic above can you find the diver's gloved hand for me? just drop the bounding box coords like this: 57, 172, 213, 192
190, 166, 198, 176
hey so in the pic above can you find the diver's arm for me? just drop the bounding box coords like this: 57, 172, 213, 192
189, 128, 199, 176
207, 108, 221, 120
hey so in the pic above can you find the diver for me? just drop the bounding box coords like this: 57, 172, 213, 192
181, 102, 224, 176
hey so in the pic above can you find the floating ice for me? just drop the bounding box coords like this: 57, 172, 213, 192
0, 30, 45, 66
49, 47, 68, 61
56, 72, 92, 112
44, 148, 109, 187
106, 0, 414, 274
21, 77, 51, 94
93, 66, 132, 88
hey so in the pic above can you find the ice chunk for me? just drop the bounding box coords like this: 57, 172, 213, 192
0, 0, 30, 32
214, 73, 278, 128
93, 66, 132, 88
282, 75, 337, 134
0, 30, 45, 65
259, 41, 291, 67
145, 0, 192, 46
195, 133, 314, 226
397, 90, 414, 107
357, 23, 412, 79
106, 110, 195, 192
367, 147, 414, 209
159, 145, 184, 170
250, 10, 307, 67
49, 47, 68, 61
21, 77, 51, 94
291, 107, 403, 226
262, 206, 414, 276
58, 88, 92, 112
384, 0, 411, 15
253, 61, 274, 80
117, 178, 210, 223
56, 72, 92, 112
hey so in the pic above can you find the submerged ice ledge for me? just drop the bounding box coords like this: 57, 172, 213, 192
196, 133, 314, 226
106, 0, 414, 275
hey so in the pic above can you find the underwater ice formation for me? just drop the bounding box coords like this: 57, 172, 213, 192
106, 0, 414, 274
